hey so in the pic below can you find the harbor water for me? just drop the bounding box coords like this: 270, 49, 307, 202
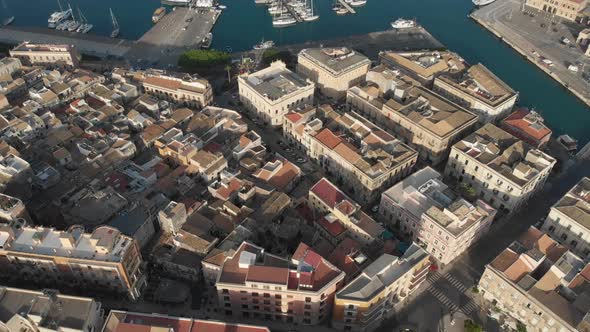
2, 0, 590, 144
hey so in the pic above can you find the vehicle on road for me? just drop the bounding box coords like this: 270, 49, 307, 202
561, 37, 571, 45
296, 157, 307, 164
371, 205, 379, 213
568, 64, 579, 72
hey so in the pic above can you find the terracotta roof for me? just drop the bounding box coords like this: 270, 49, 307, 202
316, 216, 347, 237
504, 257, 532, 283
490, 249, 519, 272
502, 109, 551, 141
314, 128, 343, 149
245, 265, 289, 284
310, 178, 345, 209
192, 321, 270, 332
284, 112, 303, 123
143, 76, 181, 90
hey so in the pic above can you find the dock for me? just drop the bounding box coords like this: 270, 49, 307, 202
337, 0, 356, 14
280, 0, 303, 22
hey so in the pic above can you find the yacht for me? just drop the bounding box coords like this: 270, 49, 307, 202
253, 39, 275, 50
110, 8, 120, 38
472, 0, 496, 6
302, 0, 319, 21
2, 16, 14, 26
349, 0, 366, 6
56, 20, 71, 30
76, 8, 93, 33
67, 20, 80, 32
152, 7, 166, 23
268, 5, 288, 14
218, 5, 227, 9
48, 0, 72, 29
391, 18, 416, 29
161, 0, 190, 5
272, 14, 296, 27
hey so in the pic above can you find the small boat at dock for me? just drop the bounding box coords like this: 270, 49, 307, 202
2, 16, 14, 26
201, 32, 213, 49
391, 18, 417, 29
273, 14, 296, 27
472, 0, 496, 6
152, 7, 166, 23
253, 39, 275, 50
110, 8, 120, 38
48, 0, 72, 29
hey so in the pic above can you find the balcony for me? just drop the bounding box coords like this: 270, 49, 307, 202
361, 297, 387, 318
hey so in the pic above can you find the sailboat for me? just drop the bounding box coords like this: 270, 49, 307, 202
66, 5, 81, 32
272, 1, 296, 27
48, 0, 72, 28
1, 0, 14, 26
110, 8, 120, 38
303, 0, 319, 21
76, 7, 93, 33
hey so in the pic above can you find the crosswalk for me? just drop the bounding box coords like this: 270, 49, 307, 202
422, 271, 483, 317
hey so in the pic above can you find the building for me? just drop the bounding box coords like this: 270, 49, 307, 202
285, 110, 417, 204
0, 193, 27, 222
214, 241, 345, 325
501, 109, 552, 149
526, 0, 587, 22
0, 287, 102, 332
10, 42, 80, 68
309, 178, 386, 245
332, 244, 431, 332
297, 47, 371, 100
0, 58, 22, 79
379, 167, 496, 265
540, 177, 590, 260
158, 201, 188, 234
142, 72, 213, 108
238, 61, 315, 126
379, 50, 466, 86
348, 81, 478, 165
433, 63, 518, 122
479, 227, 590, 331
445, 124, 556, 215
0, 221, 145, 300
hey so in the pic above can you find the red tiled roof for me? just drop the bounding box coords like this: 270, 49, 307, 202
502, 109, 552, 141
246, 265, 289, 285
192, 321, 270, 332
314, 128, 343, 149
316, 216, 347, 237
310, 178, 345, 209
119, 313, 192, 332
284, 112, 303, 123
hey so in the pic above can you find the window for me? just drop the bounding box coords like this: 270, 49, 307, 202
305, 297, 311, 302
561, 234, 568, 241
548, 225, 555, 232
571, 240, 578, 247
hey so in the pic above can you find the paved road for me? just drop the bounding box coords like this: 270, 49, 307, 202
378, 158, 590, 332
471, 0, 590, 105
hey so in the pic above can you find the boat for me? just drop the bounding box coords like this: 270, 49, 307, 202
152, 7, 166, 23
349, 0, 366, 6
268, 5, 288, 14
67, 7, 80, 32
47, 0, 72, 29
302, 0, 319, 21
2, 16, 14, 26
254, 0, 272, 4
557, 134, 578, 153
110, 8, 120, 38
56, 20, 70, 30
272, 14, 296, 27
253, 39, 275, 50
336, 7, 348, 15
472, 0, 496, 6
161, 0, 190, 6
76, 7, 93, 33
218, 5, 227, 9
391, 18, 416, 29
201, 32, 213, 49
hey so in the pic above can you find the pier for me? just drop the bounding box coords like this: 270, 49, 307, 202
336, 0, 356, 14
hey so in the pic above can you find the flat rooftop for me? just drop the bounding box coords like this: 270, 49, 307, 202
552, 177, 590, 230
437, 63, 517, 107
384, 86, 478, 138
0, 224, 133, 263
454, 124, 556, 187
380, 50, 466, 80
0, 287, 96, 331
12, 42, 72, 53
242, 61, 313, 102
336, 243, 428, 301
299, 47, 371, 75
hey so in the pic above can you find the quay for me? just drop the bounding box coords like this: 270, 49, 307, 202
470, 0, 590, 108
337, 0, 356, 14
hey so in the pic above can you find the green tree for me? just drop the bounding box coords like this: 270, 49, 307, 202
261, 49, 293, 66
178, 49, 231, 72
464, 320, 483, 332
516, 322, 527, 332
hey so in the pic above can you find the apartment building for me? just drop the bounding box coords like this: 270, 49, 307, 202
380, 167, 496, 265
309, 178, 386, 245
0, 221, 145, 300
142, 72, 213, 108
332, 244, 431, 332
0, 193, 27, 222
479, 227, 590, 331
379, 50, 466, 86
0, 57, 22, 78
297, 47, 371, 99
540, 177, 590, 260
433, 63, 518, 122
0, 287, 102, 332
102, 310, 271, 332
348, 78, 478, 165
10, 42, 80, 68
285, 109, 417, 204
501, 109, 552, 149
238, 61, 315, 126
526, 0, 587, 22
214, 241, 345, 325
445, 124, 556, 215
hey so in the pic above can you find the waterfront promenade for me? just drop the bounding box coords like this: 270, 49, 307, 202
471, 0, 590, 107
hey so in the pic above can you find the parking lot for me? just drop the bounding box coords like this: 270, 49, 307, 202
471, 0, 590, 105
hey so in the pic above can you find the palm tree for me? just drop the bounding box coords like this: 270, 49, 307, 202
224, 64, 232, 82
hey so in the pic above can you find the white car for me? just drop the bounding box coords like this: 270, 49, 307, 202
568, 64, 579, 72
